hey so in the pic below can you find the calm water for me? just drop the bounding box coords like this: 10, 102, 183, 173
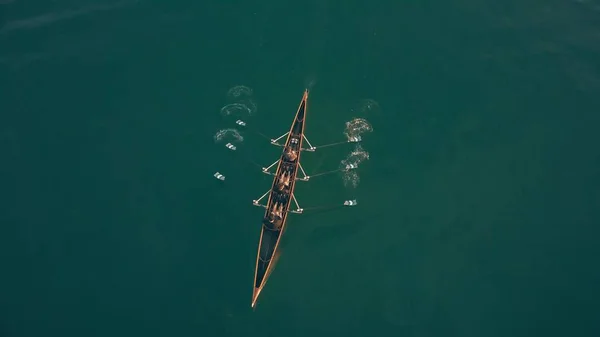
1, 1, 599, 336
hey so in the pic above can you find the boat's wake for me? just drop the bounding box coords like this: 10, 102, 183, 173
212, 86, 263, 180
220, 85, 257, 117
220, 103, 254, 117
344, 117, 373, 141
214, 128, 243, 144
340, 143, 370, 188
214, 85, 257, 143
340, 112, 375, 188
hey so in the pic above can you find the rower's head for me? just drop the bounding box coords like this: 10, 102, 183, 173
286, 149, 298, 161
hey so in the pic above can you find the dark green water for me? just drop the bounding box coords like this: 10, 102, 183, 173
1, 1, 599, 336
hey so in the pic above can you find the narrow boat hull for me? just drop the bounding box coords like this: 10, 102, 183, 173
251, 90, 308, 308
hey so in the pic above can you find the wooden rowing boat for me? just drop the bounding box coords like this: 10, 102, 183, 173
251, 89, 308, 308
248, 89, 361, 308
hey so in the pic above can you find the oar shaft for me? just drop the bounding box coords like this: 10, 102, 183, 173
311, 141, 349, 150
239, 153, 262, 169
300, 204, 344, 212
253, 130, 271, 141
309, 168, 344, 178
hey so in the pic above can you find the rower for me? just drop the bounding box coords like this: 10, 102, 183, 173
277, 171, 291, 191
285, 147, 298, 161
269, 202, 284, 227
272, 203, 284, 219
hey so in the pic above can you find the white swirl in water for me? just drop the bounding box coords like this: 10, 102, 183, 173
220, 103, 253, 117
340, 143, 369, 188
344, 117, 373, 141
221, 85, 257, 116
227, 85, 253, 100
214, 128, 244, 143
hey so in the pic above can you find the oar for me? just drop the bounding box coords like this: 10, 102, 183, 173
303, 164, 359, 179
302, 136, 361, 151
297, 200, 358, 212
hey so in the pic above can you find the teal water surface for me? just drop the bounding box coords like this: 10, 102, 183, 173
1, 1, 599, 336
